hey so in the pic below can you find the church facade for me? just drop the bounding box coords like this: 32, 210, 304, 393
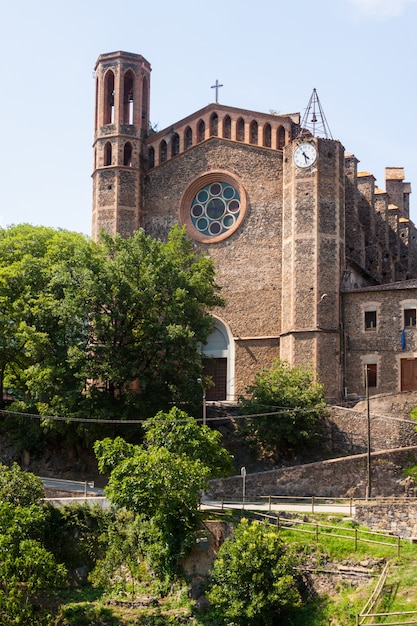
92, 50, 417, 402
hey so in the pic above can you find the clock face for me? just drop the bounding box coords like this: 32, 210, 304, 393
293, 142, 317, 169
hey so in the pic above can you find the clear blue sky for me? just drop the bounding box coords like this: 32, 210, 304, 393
1, 0, 417, 235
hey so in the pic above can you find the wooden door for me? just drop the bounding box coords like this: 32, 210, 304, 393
401, 358, 417, 391
204, 358, 227, 401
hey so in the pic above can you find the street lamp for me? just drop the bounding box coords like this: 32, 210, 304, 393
197, 377, 206, 425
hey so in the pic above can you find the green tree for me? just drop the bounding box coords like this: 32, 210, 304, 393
239, 359, 326, 458
94, 412, 234, 576
142, 406, 234, 478
89, 509, 144, 598
0, 224, 223, 446
78, 226, 223, 419
0, 465, 70, 622
0, 224, 94, 414
95, 439, 209, 525
0, 462, 44, 506
208, 519, 301, 626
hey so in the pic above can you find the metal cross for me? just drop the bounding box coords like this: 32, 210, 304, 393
211, 79, 223, 103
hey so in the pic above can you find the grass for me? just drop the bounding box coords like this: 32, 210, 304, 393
50, 511, 417, 625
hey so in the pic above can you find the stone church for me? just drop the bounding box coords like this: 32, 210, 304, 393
91, 50, 417, 403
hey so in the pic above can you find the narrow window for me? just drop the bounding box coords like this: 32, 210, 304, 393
365, 311, 377, 330
104, 142, 112, 166
123, 70, 134, 124
123, 142, 133, 166
263, 123, 271, 147
159, 140, 167, 163
223, 115, 231, 139
185, 126, 192, 149
365, 364, 377, 388
210, 113, 218, 136
142, 76, 149, 128
404, 308, 417, 327
171, 133, 180, 157
197, 120, 205, 143
277, 125, 285, 149
103, 70, 115, 125
236, 118, 244, 142
148, 146, 155, 169
250, 120, 258, 145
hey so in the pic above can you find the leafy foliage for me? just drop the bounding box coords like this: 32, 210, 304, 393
0, 462, 44, 506
142, 406, 234, 478
0, 224, 223, 449
0, 476, 67, 623
239, 359, 326, 457
96, 439, 209, 525
94, 409, 233, 577
208, 518, 301, 626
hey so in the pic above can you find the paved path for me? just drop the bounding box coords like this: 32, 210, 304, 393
201, 500, 355, 516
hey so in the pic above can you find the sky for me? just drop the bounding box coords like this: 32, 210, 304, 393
1, 0, 417, 235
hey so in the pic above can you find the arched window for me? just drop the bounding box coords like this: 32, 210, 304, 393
223, 115, 231, 139
123, 142, 133, 166
103, 70, 115, 125
210, 113, 218, 136
171, 133, 180, 157
185, 126, 193, 149
197, 120, 205, 143
159, 140, 167, 164
277, 125, 286, 149
236, 118, 244, 142
123, 70, 134, 124
104, 142, 112, 166
263, 123, 271, 147
250, 120, 258, 145
148, 146, 155, 169
201, 317, 235, 402
142, 76, 149, 129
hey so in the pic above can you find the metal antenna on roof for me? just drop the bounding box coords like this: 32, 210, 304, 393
298, 88, 333, 140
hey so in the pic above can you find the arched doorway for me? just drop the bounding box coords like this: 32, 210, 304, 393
202, 318, 234, 401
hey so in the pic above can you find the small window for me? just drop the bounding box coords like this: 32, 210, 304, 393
171, 133, 180, 157
104, 142, 112, 166
159, 140, 167, 164
185, 126, 192, 149
210, 113, 218, 137
404, 308, 416, 327
263, 123, 271, 147
366, 364, 377, 388
223, 115, 231, 139
197, 120, 205, 143
123, 142, 132, 166
236, 118, 244, 142
365, 310, 377, 330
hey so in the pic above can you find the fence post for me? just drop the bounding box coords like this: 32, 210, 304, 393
312, 495, 315, 513
397, 536, 401, 558
277, 515, 280, 530
354, 528, 358, 551
269, 495, 272, 512
350, 498, 353, 517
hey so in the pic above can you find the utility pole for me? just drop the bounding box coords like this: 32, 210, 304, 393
365, 365, 372, 500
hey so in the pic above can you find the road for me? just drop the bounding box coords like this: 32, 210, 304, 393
41, 478, 355, 515
200, 500, 355, 516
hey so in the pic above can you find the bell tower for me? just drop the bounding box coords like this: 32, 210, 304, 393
281, 136, 345, 400
92, 51, 151, 240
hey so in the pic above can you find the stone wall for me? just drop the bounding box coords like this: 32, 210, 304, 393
356, 501, 417, 538
326, 395, 417, 454
206, 447, 417, 501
